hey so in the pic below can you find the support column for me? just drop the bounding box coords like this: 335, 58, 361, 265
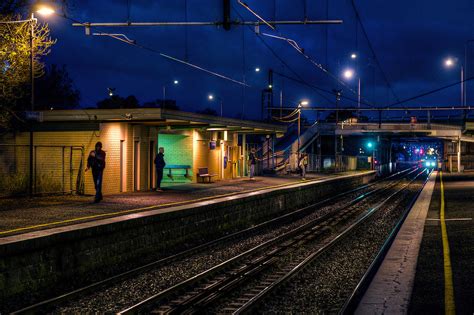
457, 139, 462, 173
242, 134, 247, 176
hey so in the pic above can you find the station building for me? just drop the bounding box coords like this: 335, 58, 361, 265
9, 108, 285, 195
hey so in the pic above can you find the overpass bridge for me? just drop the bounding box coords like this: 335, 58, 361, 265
295, 120, 474, 172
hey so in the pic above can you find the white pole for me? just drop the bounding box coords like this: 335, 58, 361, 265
457, 138, 462, 173
162, 85, 166, 107
358, 77, 361, 119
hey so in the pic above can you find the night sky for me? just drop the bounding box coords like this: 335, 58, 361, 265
40, 0, 474, 120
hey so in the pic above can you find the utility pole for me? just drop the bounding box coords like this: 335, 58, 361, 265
29, 13, 35, 196
333, 90, 342, 171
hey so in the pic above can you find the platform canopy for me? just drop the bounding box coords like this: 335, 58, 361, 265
34, 108, 287, 135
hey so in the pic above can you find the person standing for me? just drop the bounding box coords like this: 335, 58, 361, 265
86, 141, 106, 203
299, 153, 308, 180
248, 148, 257, 180
154, 147, 166, 191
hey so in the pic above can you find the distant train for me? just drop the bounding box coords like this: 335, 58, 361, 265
421, 158, 437, 169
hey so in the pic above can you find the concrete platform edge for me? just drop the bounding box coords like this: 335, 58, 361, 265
355, 171, 437, 314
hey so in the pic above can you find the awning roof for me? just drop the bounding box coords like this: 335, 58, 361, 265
39, 108, 286, 134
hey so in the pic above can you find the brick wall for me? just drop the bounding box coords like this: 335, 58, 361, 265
193, 130, 210, 182
13, 123, 129, 195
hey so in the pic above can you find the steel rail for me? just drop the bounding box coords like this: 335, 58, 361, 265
11, 170, 409, 314
234, 169, 426, 314
118, 169, 418, 314
338, 170, 433, 314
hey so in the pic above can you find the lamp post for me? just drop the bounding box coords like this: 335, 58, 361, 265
241, 66, 262, 119
17, 5, 55, 196
342, 67, 361, 119
208, 94, 223, 117
297, 100, 309, 154
465, 40, 474, 119
444, 57, 464, 107
162, 79, 179, 108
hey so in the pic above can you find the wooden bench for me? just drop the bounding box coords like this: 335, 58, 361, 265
164, 165, 192, 181
197, 167, 217, 183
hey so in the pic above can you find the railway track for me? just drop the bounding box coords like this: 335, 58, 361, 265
11, 168, 416, 314
117, 168, 423, 314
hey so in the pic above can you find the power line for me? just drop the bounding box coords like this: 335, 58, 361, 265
231, 6, 335, 105
273, 70, 376, 107
388, 76, 474, 107
349, 0, 400, 103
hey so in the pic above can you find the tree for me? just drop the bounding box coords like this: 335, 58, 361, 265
34, 64, 80, 110
0, 13, 56, 128
97, 95, 140, 109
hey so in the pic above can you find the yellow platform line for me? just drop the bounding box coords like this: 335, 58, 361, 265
440, 171, 456, 315
0, 178, 321, 236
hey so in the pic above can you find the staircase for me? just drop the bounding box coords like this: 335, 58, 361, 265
262, 122, 320, 173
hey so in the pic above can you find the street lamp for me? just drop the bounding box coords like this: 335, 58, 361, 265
29, 4, 54, 195
342, 67, 361, 119
444, 57, 464, 107
297, 100, 309, 154
465, 40, 474, 109
36, 6, 55, 16
208, 94, 223, 117
162, 79, 179, 107
351, 53, 357, 59
242, 66, 262, 119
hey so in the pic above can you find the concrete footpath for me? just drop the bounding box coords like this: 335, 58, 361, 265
356, 171, 437, 314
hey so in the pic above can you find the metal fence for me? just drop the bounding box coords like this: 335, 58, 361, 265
257, 150, 372, 174
0, 144, 84, 196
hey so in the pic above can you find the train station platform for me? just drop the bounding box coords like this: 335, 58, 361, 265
0, 172, 364, 238
356, 171, 474, 314
0, 171, 376, 310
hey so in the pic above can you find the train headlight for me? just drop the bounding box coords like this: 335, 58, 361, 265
431, 161, 436, 167
425, 162, 431, 167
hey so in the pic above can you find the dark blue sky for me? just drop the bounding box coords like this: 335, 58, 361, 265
41, 0, 474, 120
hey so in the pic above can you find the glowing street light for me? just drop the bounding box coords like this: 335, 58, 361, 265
343, 68, 354, 79
444, 56, 464, 115
36, 6, 55, 16
444, 57, 454, 67
342, 68, 361, 119
208, 94, 223, 117
351, 53, 357, 59
255, 67, 261, 72
297, 100, 309, 153
163, 79, 179, 106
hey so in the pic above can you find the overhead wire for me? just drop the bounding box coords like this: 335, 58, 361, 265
349, 0, 400, 103
388, 76, 474, 107
57, 12, 249, 87
230, 6, 335, 105
235, 2, 377, 107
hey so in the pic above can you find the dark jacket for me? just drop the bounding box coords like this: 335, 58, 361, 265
154, 152, 166, 169
87, 149, 106, 171
249, 152, 256, 165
